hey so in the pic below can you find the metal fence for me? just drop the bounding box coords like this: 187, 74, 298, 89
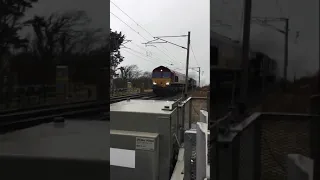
0, 84, 98, 110
211, 112, 319, 180
110, 88, 140, 97
176, 96, 209, 180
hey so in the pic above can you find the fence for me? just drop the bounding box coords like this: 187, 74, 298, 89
181, 106, 319, 180
110, 88, 141, 97
209, 112, 319, 180
174, 95, 209, 180
0, 84, 98, 110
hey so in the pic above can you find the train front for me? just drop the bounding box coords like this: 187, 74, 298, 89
151, 66, 173, 96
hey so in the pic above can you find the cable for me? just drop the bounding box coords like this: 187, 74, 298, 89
111, 11, 177, 66
110, 1, 180, 65
190, 44, 200, 67
124, 47, 172, 66
111, 1, 154, 38
110, 11, 149, 42
122, 48, 158, 65
274, 0, 284, 17
129, 42, 175, 66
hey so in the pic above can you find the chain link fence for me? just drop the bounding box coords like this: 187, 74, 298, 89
210, 112, 319, 180
181, 96, 209, 180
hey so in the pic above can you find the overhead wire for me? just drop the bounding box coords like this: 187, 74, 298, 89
111, 11, 178, 67
274, 0, 284, 17
110, 12, 149, 42
110, 11, 178, 67
123, 47, 172, 66
190, 44, 200, 67
122, 48, 159, 65
129, 41, 174, 65
110, 1, 181, 65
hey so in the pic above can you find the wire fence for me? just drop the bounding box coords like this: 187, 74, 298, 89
0, 84, 98, 110
208, 112, 319, 180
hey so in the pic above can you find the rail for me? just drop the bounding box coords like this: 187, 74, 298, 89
0, 92, 155, 133
1, 85, 142, 111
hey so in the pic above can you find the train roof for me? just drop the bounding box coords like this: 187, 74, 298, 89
210, 31, 257, 57
210, 31, 242, 48
152, 66, 185, 76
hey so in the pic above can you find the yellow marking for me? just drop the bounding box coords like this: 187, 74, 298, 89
152, 78, 171, 87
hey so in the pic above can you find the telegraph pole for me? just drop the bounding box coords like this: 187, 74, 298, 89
184, 31, 191, 98
198, 67, 201, 87
283, 19, 289, 90
239, 0, 252, 114
142, 32, 191, 98
252, 17, 289, 91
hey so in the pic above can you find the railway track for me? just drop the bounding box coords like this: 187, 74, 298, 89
0, 89, 191, 134
0, 92, 157, 134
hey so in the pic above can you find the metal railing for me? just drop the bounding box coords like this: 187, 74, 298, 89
0, 84, 98, 110
110, 88, 141, 97
210, 112, 319, 180
181, 105, 319, 180
174, 95, 209, 180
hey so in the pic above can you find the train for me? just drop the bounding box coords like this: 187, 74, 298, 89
151, 66, 197, 96
210, 31, 278, 89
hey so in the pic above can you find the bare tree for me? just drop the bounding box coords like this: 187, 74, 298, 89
141, 71, 152, 78
119, 65, 142, 81
24, 10, 93, 61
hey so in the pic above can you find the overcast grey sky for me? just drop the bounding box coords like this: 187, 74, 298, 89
25, 0, 109, 29
23, 0, 317, 84
110, 0, 210, 86
211, 0, 319, 80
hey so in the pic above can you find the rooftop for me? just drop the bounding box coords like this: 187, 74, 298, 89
110, 99, 176, 114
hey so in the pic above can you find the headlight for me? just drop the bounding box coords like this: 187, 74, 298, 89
165, 82, 170, 85
153, 82, 157, 85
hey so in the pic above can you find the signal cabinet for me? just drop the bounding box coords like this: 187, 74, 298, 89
110, 99, 179, 180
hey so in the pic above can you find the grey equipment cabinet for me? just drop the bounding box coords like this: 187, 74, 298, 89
110, 99, 180, 180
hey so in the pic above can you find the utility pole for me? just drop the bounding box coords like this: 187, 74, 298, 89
142, 32, 191, 98
184, 31, 191, 98
283, 19, 289, 90
198, 67, 201, 87
252, 17, 289, 91
239, 0, 252, 114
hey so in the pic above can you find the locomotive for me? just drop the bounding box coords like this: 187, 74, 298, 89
151, 66, 197, 96
210, 31, 278, 89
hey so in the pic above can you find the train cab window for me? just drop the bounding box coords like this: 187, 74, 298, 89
152, 72, 161, 78
163, 72, 171, 78
175, 76, 178, 82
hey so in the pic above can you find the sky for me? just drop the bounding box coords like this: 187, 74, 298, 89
211, 0, 319, 80
22, 0, 317, 85
110, 0, 210, 86
24, 0, 110, 29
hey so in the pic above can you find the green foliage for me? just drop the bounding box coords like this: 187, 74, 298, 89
110, 29, 125, 77
0, 0, 38, 54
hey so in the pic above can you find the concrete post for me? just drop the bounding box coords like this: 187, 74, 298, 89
184, 130, 196, 180
310, 94, 320, 180
287, 154, 314, 180
196, 122, 208, 180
